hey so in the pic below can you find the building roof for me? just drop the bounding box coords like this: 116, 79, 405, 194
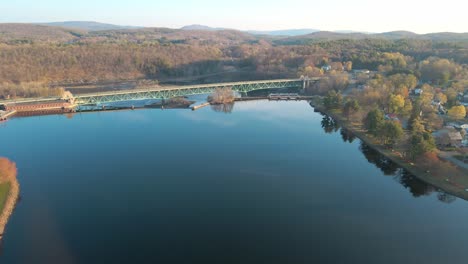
448, 132, 463, 141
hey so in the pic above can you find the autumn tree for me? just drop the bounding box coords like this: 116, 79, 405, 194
445, 88, 459, 107
419, 84, 435, 106
208, 87, 235, 104
448, 105, 467, 120
410, 117, 425, 134
388, 73, 418, 90
388, 94, 405, 114
419, 57, 460, 85
434, 92, 448, 104
298, 66, 323, 77
424, 111, 444, 131
344, 61, 353, 71
402, 98, 413, 116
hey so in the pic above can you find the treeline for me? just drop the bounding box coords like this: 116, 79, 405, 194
0, 28, 468, 99
0, 82, 64, 99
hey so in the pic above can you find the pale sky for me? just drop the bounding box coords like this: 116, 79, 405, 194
0, 0, 466, 33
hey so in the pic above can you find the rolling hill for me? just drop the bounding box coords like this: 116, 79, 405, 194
247, 29, 319, 36
0, 23, 84, 42
0, 23, 467, 44
38, 21, 142, 31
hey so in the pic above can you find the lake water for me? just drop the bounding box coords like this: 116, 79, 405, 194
1, 100, 468, 264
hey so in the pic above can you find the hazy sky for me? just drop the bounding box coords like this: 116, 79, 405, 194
1, 0, 466, 33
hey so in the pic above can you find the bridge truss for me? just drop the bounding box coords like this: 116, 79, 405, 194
74, 79, 305, 105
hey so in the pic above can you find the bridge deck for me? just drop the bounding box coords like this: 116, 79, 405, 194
76, 79, 303, 97
1, 78, 320, 106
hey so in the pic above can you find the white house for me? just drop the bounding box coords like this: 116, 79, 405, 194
413, 88, 423, 95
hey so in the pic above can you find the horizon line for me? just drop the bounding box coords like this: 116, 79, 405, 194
1, 21, 467, 35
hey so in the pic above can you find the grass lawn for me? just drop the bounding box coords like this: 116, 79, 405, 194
0, 182, 10, 214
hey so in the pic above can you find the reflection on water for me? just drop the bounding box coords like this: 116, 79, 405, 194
1, 102, 468, 263
340, 128, 356, 143
210, 103, 234, 113
320, 115, 340, 133
396, 169, 435, 197
359, 142, 400, 176
321, 114, 457, 204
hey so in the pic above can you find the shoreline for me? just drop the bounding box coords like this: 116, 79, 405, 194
0, 178, 20, 239
311, 100, 468, 201
2, 97, 468, 201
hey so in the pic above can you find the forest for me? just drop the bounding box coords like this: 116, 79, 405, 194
0, 24, 467, 98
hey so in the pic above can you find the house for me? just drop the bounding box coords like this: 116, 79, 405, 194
448, 132, 463, 147
434, 128, 463, 148
438, 105, 447, 115
463, 129, 468, 147
321, 65, 332, 72
447, 123, 461, 129
385, 113, 399, 121
413, 88, 423, 95
353, 69, 370, 74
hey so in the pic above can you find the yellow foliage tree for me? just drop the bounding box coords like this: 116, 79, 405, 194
389, 94, 405, 113
448, 105, 467, 120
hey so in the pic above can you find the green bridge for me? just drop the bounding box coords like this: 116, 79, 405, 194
0, 78, 320, 107
74, 78, 317, 105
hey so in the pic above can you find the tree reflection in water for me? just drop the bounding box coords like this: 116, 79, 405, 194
359, 141, 456, 202
211, 103, 234, 113
437, 192, 456, 204
321, 115, 340, 134
318, 113, 457, 203
359, 142, 400, 176
396, 169, 435, 197
340, 128, 356, 143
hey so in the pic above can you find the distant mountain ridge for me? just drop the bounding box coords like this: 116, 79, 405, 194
181, 25, 327, 36
274, 30, 468, 45
0, 23, 84, 42
181, 24, 227, 31
37, 21, 142, 31
247, 29, 319, 36
1, 22, 467, 43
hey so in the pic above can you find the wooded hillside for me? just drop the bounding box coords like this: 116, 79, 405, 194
0, 23, 467, 98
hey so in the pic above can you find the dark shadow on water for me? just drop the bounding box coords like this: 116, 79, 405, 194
321, 115, 340, 134
361, 138, 457, 203
395, 169, 435, 197
359, 142, 400, 176
340, 128, 356, 143
437, 192, 457, 204
319, 113, 458, 203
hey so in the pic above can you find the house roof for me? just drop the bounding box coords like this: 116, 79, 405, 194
448, 132, 463, 141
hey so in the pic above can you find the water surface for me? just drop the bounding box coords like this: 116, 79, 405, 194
0, 101, 467, 264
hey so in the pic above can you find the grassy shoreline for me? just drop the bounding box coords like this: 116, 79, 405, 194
0, 183, 10, 214
0, 178, 19, 238
310, 98, 468, 201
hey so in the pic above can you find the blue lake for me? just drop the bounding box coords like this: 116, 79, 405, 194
1, 100, 467, 264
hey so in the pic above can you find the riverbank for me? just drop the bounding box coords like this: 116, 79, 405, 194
310, 98, 468, 201
0, 178, 19, 238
